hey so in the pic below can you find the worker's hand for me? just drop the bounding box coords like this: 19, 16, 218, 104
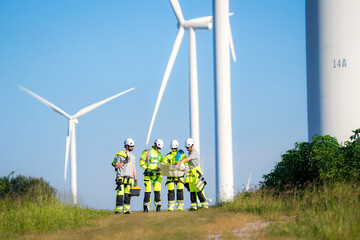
134, 179, 138, 186
177, 161, 182, 166
183, 167, 188, 171
156, 167, 161, 171
146, 168, 152, 173
115, 162, 122, 169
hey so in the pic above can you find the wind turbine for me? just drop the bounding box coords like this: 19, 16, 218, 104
19, 86, 135, 204
146, 0, 236, 154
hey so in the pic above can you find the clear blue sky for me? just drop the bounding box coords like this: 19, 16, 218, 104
0, 0, 306, 210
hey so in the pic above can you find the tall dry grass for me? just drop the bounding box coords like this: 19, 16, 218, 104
220, 182, 360, 240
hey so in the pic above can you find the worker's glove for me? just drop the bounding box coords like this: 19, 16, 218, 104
145, 168, 154, 177
134, 179, 138, 186
123, 157, 130, 164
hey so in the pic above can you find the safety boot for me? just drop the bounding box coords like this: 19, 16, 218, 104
200, 202, 209, 209
124, 211, 131, 214
143, 205, 149, 213
114, 206, 122, 214
156, 205, 161, 212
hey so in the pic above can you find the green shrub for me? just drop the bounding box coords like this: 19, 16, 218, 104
0, 172, 56, 200
263, 129, 360, 190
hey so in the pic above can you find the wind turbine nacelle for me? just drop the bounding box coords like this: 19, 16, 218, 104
181, 19, 213, 30
71, 119, 79, 124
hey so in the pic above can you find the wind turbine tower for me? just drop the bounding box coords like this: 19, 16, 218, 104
213, 0, 235, 202
306, 0, 360, 142
20, 86, 134, 204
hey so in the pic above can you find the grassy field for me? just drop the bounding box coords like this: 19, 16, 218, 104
1, 181, 359, 239
0, 195, 111, 239
222, 181, 360, 240
19, 209, 265, 240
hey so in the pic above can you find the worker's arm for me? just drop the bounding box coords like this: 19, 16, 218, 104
139, 151, 148, 171
177, 156, 191, 165
133, 164, 137, 181
115, 162, 125, 169
114, 155, 129, 169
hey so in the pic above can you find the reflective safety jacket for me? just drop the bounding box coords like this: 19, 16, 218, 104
140, 147, 164, 173
164, 149, 187, 166
112, 150, 127, 167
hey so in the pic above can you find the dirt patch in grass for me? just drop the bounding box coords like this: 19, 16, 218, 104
19, 208, 267, 240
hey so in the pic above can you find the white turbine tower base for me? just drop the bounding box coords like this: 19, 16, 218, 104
306, 0, 360, 143
20, 86, 135, 204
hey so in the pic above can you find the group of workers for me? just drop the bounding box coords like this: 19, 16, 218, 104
111, 137, 208, 214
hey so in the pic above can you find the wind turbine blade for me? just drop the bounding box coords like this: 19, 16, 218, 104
73, 87, 135, 119
228, 13, 236, 62
229, 20, 237, 62
64, 122, 73, 181
189, 16, 213, 23
170, 0, 185, 24
19, 86, 71, 119
246, 172, 252, 192
146, 27, 185, 145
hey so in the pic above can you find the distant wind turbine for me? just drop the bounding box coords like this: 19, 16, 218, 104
246, 172, 252, 192
20, 86, 135, 204
146, 0, 236, 154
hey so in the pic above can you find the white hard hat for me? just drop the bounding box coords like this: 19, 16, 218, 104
185, 138, 194, 148
124, 138, 135, 147
170, 139, 179, 149
154, 139, 164, 149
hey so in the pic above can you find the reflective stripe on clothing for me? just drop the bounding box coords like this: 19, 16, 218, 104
140, 147, 164, 171
186, 166, 206, 192
201, 202, 209, 208
123, 204, 130, 212
190, 202, 198, 210
168, 200, 175, 211
115, 205, 122, 212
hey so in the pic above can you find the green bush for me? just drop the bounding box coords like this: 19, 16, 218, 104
0, 172, 56, 200
263, 129, 360, 190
